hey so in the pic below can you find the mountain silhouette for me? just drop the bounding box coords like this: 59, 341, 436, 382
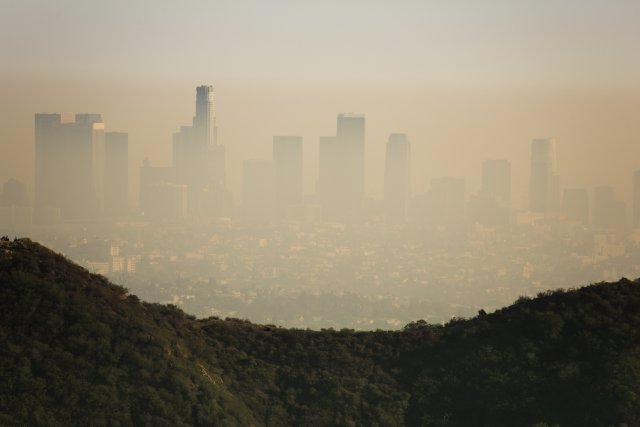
2, 237, 640, 426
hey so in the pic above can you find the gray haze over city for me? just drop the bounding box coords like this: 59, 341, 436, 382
2, 1, 640, 329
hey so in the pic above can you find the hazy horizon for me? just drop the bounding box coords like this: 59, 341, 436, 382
2, 1, 640, 209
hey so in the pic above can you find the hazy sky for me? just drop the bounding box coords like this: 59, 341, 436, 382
2, 0, 640, 207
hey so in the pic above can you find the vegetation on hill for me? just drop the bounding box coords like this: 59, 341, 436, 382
2, 237, 640, 426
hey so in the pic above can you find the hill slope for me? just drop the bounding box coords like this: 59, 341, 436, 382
2, 237, 640, 426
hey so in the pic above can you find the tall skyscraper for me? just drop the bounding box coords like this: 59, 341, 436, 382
529, 138, 560, 215
273, 136, 303, 219
337, 113, 366, 201
384, 133, 411, 223
34, 113, 105, 222
194, 85, 217, 146
104, 132, 129, 219
316, 114, 365, 222
172, 85, 227, 217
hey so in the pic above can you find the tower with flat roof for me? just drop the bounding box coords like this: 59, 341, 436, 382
34, 113, 105, 222
317, 114, 366, 222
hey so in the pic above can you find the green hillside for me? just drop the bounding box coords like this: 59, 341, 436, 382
2, 237, 640, 426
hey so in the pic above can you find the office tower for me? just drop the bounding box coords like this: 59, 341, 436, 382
243, 160, 275, 222
194, 85, 217, 146
423, 177, 465, 226
594, 186, 627, 231
634, 170, 640, 227
104, 132, 128, 219
384, 133, 411, 222
34, 113, 104, 223
273, 136, 303, 219
529, 138, 560, 215
562, 188, 589, 225
193, 85, 225, 192
482, 160, 511, 202
316, 114, 365, 222
172, 85, 226, 217
337, 113, 366, 201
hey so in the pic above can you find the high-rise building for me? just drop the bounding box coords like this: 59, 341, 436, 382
172, 85, 227, 218
337, 113, 365, 201
194, 85, 217, 146
243, 160, 275, 222
273, 136, 303, 219
562, 188, 589, 225
104, 132, 128, 219
384, 133, 411, 223
34, 113, 104, 222
529, 138, 560, 215
316, 114, 365, 222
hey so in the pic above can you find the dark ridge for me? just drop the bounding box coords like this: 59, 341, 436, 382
2, 237, 640, 426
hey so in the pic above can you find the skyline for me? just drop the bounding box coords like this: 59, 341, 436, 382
2, 1, 640, 209
6, 83, 637, 330
9, 86, 640, 213
2, 86, 640, 210
5, 85, 636, 230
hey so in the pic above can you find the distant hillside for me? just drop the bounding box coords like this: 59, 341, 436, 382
2, 237, 640, 426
